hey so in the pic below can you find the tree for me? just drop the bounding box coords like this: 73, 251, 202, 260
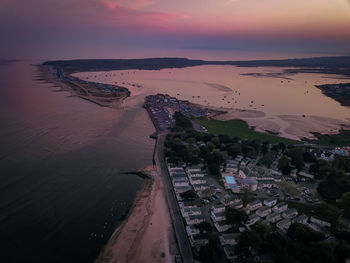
314, 203, 341, 223
288, 223, 325, 242
235, 230, 263, 255
227, 143, 242, 158
198, 234, 221, 261
288, 148, 305, 171
195, 222, 212, 233
208, 163, 220, 176
339, 192, 350, 219
278, 155, 292, 175
180, 190, 197, 200
174, 112, 193, 129
226, 207, 248, 226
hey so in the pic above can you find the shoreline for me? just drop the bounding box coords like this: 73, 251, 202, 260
94, 167, 175, 263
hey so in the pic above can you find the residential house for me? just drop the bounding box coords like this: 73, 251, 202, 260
186, 214, 205, 225
246, 214, 260, 226
212, 204, 226, 213
186, 165, 203, 174
310, 216, 331, 228
258, 179, 276, 189
282, 208, 298, 219
224, 245, 236, 261
266, 212, 281, 223
190, 233, 209, 248
186, 225, 200, 236
214, 220, 232, 232
256, 206, 272, 218
181, 207, 202, 218
277, 218, 292, 230
219, 233, 238, 246
211, 211, 226, 222
246, 200, 262, 211
293, 214, 308, 225
264, 197, 278, 207
189, 177, 207, 185
272, 202, 288, 213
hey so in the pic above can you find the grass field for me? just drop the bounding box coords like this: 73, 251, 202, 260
197, 118, 297, 144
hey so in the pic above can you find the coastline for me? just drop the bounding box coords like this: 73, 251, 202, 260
94, 167, 175, 263
37, 64, 130, 108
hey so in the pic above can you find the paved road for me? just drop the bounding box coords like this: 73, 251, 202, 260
154, 133, 194, 263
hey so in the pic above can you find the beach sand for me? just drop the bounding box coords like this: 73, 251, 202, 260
94, 167, 176, 263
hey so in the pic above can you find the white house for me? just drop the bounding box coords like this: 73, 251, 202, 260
219, 233, 238, 246
214, 220, 232, 232
186, 165, 203, 174
293, 214, 308, 225
310, 216, 331, 228
212, 204, 226, 213
282, 208, 298, 219
256, 206, 272, 218
211, 211, 226, 222
264, 197, 278, 207
272, 202, 288, 213
246, 200, 262, 211
189, 177, 207, 185
190, 233, 209, 248
181, 207, 202, 218
246, 214, 260, 226
277, 218, 292, 230
186, 225, 200, 236
186, 214, 205, 225
266, 212, 281, 223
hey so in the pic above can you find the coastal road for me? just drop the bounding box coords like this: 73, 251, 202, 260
154, 133, 194, 263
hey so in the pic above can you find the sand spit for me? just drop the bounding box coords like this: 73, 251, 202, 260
94, 167, 175, 263
212, 107, 350, 140
204, 82, 232, 92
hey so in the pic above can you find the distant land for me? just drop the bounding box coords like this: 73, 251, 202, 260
316, 83, 350, 106
42, 56, 350, 107
44, 56, 350, 75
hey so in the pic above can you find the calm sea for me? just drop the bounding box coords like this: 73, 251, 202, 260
0, 60, 155, 263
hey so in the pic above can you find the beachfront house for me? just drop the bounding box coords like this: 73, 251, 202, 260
256, 206, 272, 218
272, 202, 288, 213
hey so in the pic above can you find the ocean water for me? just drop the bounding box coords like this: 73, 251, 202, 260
75, 65, 350, 122
0, 60, 155, 263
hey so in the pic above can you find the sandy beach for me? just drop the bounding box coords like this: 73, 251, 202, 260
94, 167, 176, 263
213, 107, 350, 140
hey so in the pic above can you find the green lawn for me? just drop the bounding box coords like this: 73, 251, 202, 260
197, 118, 297, 144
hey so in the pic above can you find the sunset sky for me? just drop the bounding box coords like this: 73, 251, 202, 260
1, 0, 350, 59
